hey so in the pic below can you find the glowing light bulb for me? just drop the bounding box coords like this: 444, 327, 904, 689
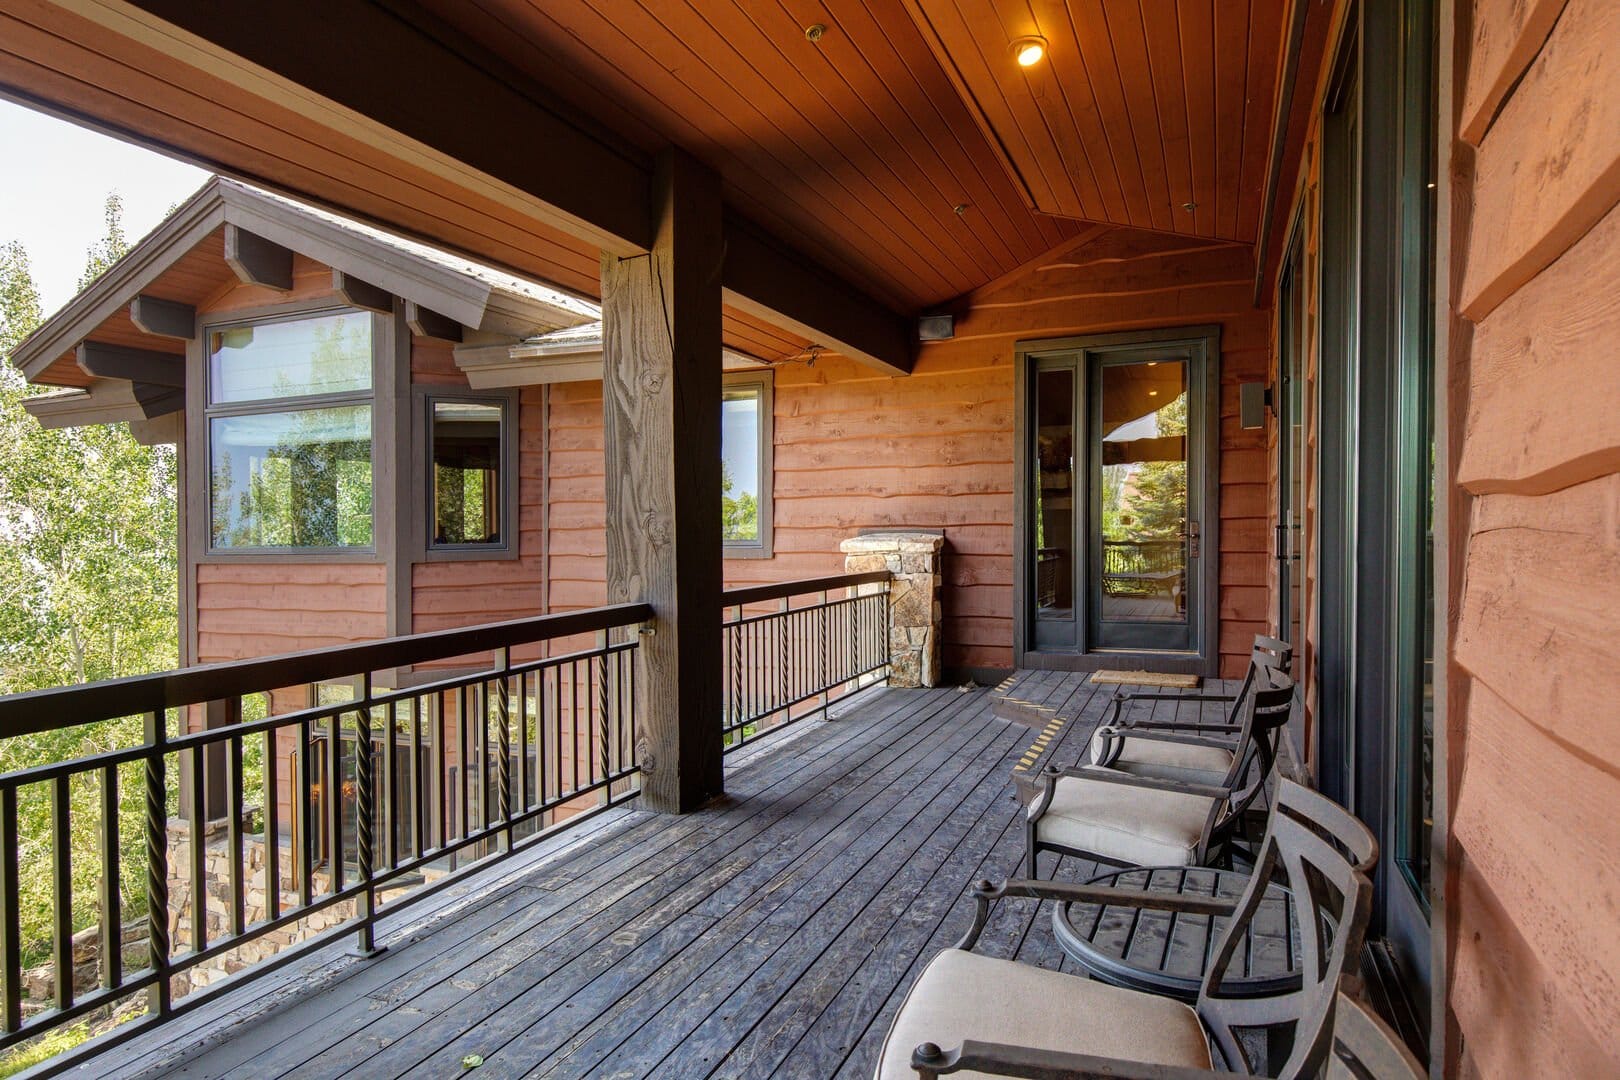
1013, 37, 1046, 67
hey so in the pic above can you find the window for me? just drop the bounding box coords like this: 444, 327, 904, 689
207, 310, 375, 551
722, 371, 773, 557
430, 399, 503, 547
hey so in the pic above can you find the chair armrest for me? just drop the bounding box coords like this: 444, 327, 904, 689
911, 1039, 1222, 1079
951, 877, 1237, 951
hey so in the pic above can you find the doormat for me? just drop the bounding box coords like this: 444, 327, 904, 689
1089, 669, 1200, 689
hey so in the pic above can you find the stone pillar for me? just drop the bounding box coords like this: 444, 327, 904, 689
840, 531, 945, 688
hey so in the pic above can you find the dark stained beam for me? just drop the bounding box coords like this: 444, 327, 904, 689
332, 270, 393, 314
223, 223, 293, 290
125, 0, 651, 256
721, 216, 914, 376
34, 0, 914, 377
75, 342, 185, 388
404, 301, 462, 342
602, 148, 724, 813
128, 295, 195, 340
129, 382, 184, 419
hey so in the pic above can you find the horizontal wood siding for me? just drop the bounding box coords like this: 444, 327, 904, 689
194, 562, 387, 662
1445, 0, 1620, 1072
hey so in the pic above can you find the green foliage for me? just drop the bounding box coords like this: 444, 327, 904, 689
76, 193, 129, 291
0, 1021, 91, 1077
720, 461, 758, 542
0, 199, 180, 969
1102, 391, 1188, 541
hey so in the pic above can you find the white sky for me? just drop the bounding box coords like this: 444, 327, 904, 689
0, 98, 209, 315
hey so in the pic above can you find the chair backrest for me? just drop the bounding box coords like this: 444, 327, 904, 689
1220, 635, 1294, 730
1218, 666, 1294, 811
1250, 633, 1294, 676
1325, 991, 1426, 1080
1195, 780, 1379, 1078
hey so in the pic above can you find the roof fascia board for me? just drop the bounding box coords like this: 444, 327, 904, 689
11, 180, 226, 382
217, 185, 492, 329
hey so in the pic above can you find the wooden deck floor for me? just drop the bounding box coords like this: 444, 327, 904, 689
91, 672, 1224, 1080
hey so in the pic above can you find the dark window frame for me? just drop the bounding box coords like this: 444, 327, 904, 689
411, 386, 521, 562
721, 369, 774, 560
199, 303, 382, 558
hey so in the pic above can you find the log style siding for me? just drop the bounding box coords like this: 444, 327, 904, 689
1444, 0, 1620, 1071
195, 562, 388, 663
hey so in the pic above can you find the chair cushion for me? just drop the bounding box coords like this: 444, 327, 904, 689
875, 948, 1212, 1079
1030, 771, 1216, 866
1090, 730, 1235, 786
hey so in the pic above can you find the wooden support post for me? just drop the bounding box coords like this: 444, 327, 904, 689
602, 147, 724, 814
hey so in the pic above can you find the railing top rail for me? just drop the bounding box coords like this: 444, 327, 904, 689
721, 570, 890, 609
0, 601, 655, 740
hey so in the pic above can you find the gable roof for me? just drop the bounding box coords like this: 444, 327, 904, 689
9, 176, 598, 390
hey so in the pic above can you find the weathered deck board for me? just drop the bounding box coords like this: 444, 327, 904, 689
97, 676, 1235, 1080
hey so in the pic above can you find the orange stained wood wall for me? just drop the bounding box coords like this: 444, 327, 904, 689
1442, 0, 1620, 1074
183, 233, 1274, 681
526, 225, 1270, 678
190, 255, 391, 667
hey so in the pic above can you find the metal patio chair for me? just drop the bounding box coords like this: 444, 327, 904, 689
1088, 635, 1293, 788
878, 781, 1385, 1080
1026, 668, 1294, 876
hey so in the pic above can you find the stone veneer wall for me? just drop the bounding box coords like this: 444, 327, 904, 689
840, 531, 944, 688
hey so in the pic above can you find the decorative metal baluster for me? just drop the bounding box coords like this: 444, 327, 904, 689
264, 728, 280, 922
0, 785, 22, 1032
354, 673, 377, 955
144, 711, 171, 1016
596, 631, 610, 804
226, 733, 245, 939
383, 699, 397, 871
295, 718, 312, 910
51, 773, 73, 1011
325, 711, 344, 893
494, 649, 511, 851
187, 743, 206, 953
99, 764, 121, 991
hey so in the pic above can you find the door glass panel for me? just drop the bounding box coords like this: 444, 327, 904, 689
1098, 359, 1188, 624
1034, 369, 1075, 620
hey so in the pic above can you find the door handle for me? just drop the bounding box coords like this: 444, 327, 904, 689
1186, 520, 1201, 559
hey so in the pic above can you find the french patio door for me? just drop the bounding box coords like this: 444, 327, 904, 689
1021, 328, 1217, 671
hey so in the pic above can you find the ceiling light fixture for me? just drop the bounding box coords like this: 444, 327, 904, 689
1012, 36, 1047, 67
805, 23, 827, 42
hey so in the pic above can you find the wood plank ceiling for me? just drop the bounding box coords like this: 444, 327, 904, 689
417, 0, 1287, 311
2, 0, 1289, 328
905, 0, 1287, 241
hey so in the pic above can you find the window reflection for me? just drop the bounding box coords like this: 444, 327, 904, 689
431, 401, 502, 546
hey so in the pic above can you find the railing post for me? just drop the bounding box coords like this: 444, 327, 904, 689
354, 673, 381, 957
144, 710, 171, 1016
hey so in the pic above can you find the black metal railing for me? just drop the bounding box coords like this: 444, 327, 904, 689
1101, 538, 1186, 597
720, 571, 891, 751
0, 603, 649, 1062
